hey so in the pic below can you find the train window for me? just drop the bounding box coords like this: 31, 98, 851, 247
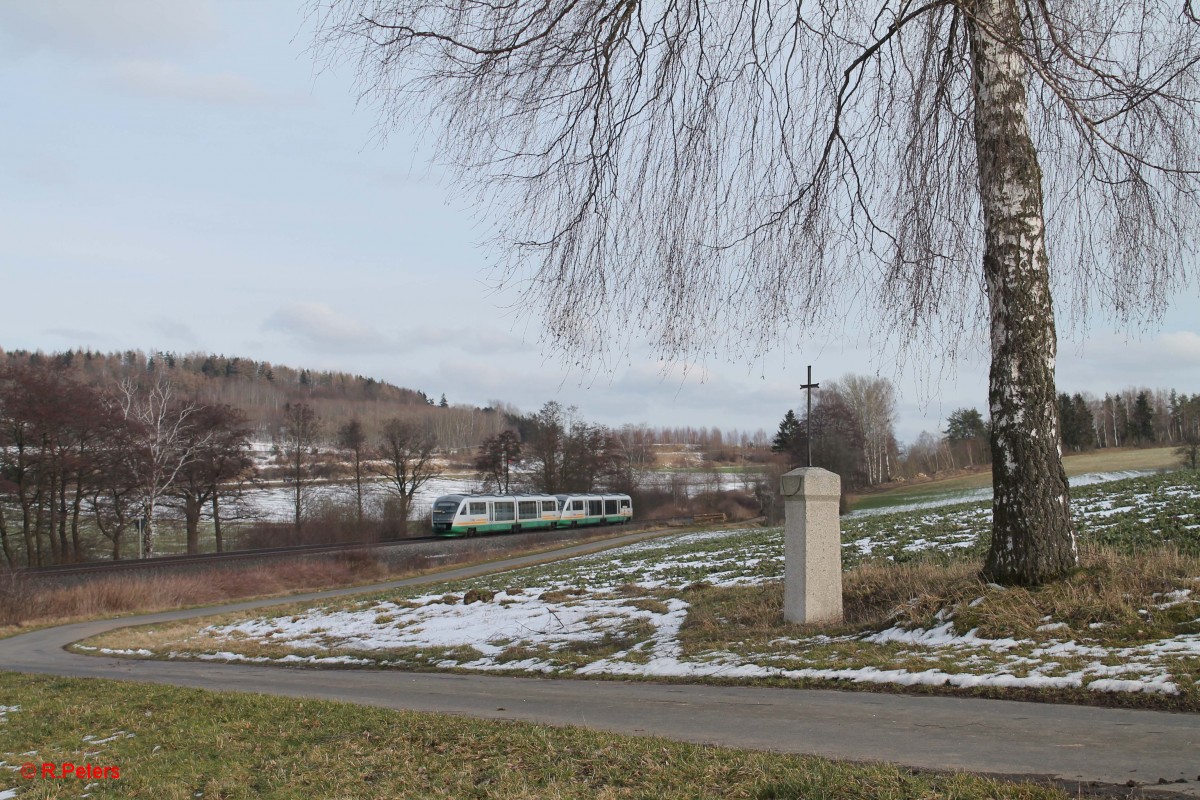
492, 501, 515, 521
541, 500, 558, 513
518, 501, 538, 519
469, 502, 486, 515
604, 499, 618, 514
571, 500, 584, 512
587, 499, 602, 516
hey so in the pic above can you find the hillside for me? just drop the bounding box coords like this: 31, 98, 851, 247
0, 347, 508, 450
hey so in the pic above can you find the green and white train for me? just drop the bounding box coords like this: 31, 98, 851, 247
431, 492, 633, 537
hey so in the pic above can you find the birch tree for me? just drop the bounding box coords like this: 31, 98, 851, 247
826, 375, 898, 485
278, 402, 322, 532
313, 0, 1200, 583
117, 378, 210, 558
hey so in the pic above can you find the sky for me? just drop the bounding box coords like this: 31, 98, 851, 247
1, 0, 1197, 444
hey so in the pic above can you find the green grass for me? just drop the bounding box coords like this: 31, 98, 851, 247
0, 672, 1077, 799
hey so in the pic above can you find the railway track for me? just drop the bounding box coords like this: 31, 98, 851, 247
12, 515, 713, 579
14, 537, 444, 578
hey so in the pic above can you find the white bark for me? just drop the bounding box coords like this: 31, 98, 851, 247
118, 378, 209, 558
969, 0, 1078, 582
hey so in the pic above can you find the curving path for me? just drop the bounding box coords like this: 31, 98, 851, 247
3, 529, 1199, 797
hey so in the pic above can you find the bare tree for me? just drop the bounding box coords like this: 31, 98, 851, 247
117, 378, 211, 558
168, 404, 254, 554
88, 411, 143, 561
826, 375, 898, 486
337, 418, 369, 525
374, 418, 439, 537
522, 401, 567, 494
1, 365, 112, 565
278, 402, 322, 532
313, 0, 1200, 584
475, 430, 521, 493
610, 424, 655, 494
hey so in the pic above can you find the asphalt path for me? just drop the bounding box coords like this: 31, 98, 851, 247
3, 528, 1199, 797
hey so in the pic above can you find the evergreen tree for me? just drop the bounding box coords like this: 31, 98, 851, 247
944, 408, 988, 443
1071, 395, 1095, 451
1133, 392, 1155, 444
1057, 394, 1076, 450
771, 410, 802, 457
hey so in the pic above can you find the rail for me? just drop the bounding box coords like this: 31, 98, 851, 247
12, 513, 737, 578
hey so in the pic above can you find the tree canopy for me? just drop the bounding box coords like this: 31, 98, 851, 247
312, 0, 1199, 362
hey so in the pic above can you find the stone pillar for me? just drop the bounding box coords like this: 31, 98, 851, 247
781, 467, 843, 624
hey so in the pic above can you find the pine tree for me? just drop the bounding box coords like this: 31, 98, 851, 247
1133, 392, 1155, 445
1070, 395, 1095, 451
771, 410, 802, 457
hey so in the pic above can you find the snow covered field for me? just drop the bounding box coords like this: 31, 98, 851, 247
239, 470, 755, 522
238, 466, 1158, 524
81, 471, 1200, 700
240, 476, 474, 522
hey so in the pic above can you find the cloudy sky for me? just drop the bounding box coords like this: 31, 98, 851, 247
1, 0, 1196, 443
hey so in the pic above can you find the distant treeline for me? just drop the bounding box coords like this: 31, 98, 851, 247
905, 389, 1200, 477
0, 347, 518, 452
0, 348, 780, 453
769, 377, 1199, 499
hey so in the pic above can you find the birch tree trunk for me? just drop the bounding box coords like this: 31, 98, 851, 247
142, 499, 157, 559
968, 0, 1078, 583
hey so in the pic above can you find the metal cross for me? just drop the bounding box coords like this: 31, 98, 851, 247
800, 365, 820, 467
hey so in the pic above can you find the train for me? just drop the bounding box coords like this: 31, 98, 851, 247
431, 492, 633, 537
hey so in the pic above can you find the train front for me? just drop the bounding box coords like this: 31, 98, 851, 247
431, 494, 466, 534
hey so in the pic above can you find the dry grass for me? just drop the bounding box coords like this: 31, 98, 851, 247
845, 545, 1200, 641
679, 581, 786, 639
840, 559, 981, 629
954, 546, 1200, 642
0, 554, 392, 637
2, 525, 679, 638
681, 545, 1200, 647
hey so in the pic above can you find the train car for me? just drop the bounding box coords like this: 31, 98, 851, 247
431, 493, 562, 537
554, 493, 633, 527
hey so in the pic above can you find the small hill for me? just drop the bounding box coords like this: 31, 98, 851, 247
0, 347, 504, 450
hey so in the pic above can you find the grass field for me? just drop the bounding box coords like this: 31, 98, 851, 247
0, 672, 1079, 799
84, 470, 1200, 711
9, 468, 1197, 798
848, 446, 1180, 511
